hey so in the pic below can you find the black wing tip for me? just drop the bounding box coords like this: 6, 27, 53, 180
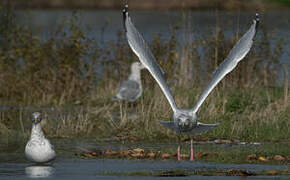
254, 13, 260, 29
123, 4, 128, 13
122, 4, 129, 32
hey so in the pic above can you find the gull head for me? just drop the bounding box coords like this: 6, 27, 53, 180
175, 111, 197, 131
32, 112, 42, 124
131, 62, 145, 71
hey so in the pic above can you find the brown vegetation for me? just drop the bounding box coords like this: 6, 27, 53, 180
3, 0, 288, 10
0, 7, 289, 143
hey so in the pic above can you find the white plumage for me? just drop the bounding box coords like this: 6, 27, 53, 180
25, 112, 56, 163
123, 4, 259, 161
114, 62, 145, 102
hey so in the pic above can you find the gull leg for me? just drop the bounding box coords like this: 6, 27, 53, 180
177, 136, 181, 161
119, 103, 123, 126
190, 138, 194, 161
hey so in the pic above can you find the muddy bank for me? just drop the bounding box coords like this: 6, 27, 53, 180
4, 0, 285, 10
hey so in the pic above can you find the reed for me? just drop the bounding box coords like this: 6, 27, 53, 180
0, 7, 289, 143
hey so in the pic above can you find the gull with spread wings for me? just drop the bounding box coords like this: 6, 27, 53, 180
123, 4, 259, 161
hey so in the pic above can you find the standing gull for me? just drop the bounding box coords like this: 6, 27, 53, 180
123, 5, 259, 161
25, 112, 56, 163
114, 61, 145, 102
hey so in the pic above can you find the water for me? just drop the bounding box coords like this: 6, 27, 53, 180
10, 9, 290, 83
1, 10, 290, 179
0, 140, 289, 179
13, 10, 290, 59
1, 158, 289, 180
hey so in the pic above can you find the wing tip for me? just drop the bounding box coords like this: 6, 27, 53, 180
122, 4, 129, 32
123, 4, 128, 13
215, 122, 220, 126
254, 13, 260, 29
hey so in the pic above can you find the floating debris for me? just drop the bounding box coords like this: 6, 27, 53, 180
80, 147, 208, 160
103, 169, 290, 177
80, 150, 102, 158
273, 155, 285, 161
266, 170, 278, 175
196, 152, 219, 159
146, 152, 155, 158
258, 156, 267, 162
214, 139, 234, 144
161, 153, 171, 159
104, 149, 118, 156
247, 154, 289, 162
80, 148, 165, 159
131, 148, 144, 154
247, 154, 257, 160
156, 170, 188, 177
80, 147, 287, 163
224, 169, 255, 176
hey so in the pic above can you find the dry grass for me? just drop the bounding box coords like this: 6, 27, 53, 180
0, 7, 289, 142
5, 0, 290, 10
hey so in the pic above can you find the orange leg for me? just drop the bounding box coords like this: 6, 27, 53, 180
190, 138, 194, 161
177, 136, 181, 161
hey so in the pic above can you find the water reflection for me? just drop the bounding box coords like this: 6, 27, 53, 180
25, 165, 54, 178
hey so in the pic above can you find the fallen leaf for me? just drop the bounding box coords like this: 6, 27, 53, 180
130, 152, 145, 158
267, 170, 278, 175
90, 150, 102, 156
214, 139, 233, 144
196, 152, 204, 158
119, 150, 130, 157
226, 169, 255, 176
273, 155, 285, 161
104, 149, 118, 156
195, 152, 219, 159
81, 149, 102, 158
132, 148, 144, 154
247, 154, 257, 160
258, 156, 267, 162
146, 152, 155, 158
81, 152, 93, 158
161, 153, 171, 159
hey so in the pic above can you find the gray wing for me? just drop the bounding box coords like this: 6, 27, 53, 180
159, 120, 219, 135
191, 14, 259, 114
123, 5, 178, 112
183, 122, 220, 135
158, 120, 179, 133
116, 80, 141, 102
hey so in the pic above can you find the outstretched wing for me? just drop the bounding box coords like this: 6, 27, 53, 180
191, 14, 259, 114
158, 120, 179, 133
123, 5, 178, 113
183, 122, 220, 135
159, 120, 219, 135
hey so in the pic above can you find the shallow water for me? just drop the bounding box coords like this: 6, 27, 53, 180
0, 140, 289, 180
13, 10, 290, 63
0, 157, 289, 180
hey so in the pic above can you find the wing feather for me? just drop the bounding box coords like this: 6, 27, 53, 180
123, 5, 178, 112
191, 14, 259, 113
